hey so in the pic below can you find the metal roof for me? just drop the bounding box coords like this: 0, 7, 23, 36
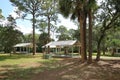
14, 43, 33, 47
42, 40, 81, 48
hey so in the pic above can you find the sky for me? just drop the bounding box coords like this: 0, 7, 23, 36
0, 0, 77, 34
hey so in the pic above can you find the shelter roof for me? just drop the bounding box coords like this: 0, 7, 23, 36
43, 40, 81, 48
14, 43, 33, 47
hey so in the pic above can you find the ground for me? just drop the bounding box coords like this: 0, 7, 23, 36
0, 54, 120, 80
31, 58, 120, 80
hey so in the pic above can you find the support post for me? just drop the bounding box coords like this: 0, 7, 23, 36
71, 46, 74, 57
56, 47, 57, 54
20, 47, 21, 53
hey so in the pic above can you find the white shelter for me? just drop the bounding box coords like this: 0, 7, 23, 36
42, 40, 81, 57
14, 43, 33, 53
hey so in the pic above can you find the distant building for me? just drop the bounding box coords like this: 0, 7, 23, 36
14, 43, 37, 53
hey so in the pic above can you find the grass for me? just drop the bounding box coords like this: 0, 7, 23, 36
0, 53, 61, 80
0, 53, 120, 80
29, 58, 120, 80
92, 52, 120, 57
0, 53, 44, 65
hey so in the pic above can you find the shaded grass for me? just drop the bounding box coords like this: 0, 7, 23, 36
1, 62, 59, 80
30, 58, 120, 80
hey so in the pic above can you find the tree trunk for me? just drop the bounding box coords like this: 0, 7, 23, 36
47, 46, 50, 54
103, 49, 106, 55
83, 13, 87, 60
47, 16, 50, 54
102, 47, 106, 55
88, 9, 92, 63
96, 33, 104, 61
48, 16, 50, 42
79, 15, 85, 62
32, 12, 36, 55
96, 41, 101, 61
111, 48, 115, 56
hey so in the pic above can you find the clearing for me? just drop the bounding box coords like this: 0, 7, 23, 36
0, 54, 120, 80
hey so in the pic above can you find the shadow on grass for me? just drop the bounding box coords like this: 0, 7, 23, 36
1, 57, 120, 80
0, 67, 49, 80
31, 58, 120, 80
0, 58, 59, 80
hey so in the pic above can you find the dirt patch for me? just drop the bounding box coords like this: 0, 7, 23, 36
19, 62, 42, 68
31, 58, 120, 80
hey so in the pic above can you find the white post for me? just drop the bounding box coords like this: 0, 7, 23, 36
56, 47, 57, 54
26, 47, 27, 53
20, 47, 21, 53
23, 47, 25, 53
116, 48, 118, 54
60, 47, 61, 54
28, 47, 30, 53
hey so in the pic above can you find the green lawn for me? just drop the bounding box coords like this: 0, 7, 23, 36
0, 53, 120, 80
0, 53, 61, 80
0, 53, 44, 65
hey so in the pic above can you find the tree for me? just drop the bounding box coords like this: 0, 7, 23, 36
40, 0, 58, 43
23, 33, 33, 43
87, 0, 97, 63
0, 26, 23, 53
7, 15, 16, 26
38, 22, 48, 33
95, 0, 120, 61
107, 28, 120, 56
59, 0, 87, 61
68, 29, 76, 40
10, 0, 44, 55
38, 20, 58, 40
56, 25, 71, 40
93, 26, 109, 55
59, 0, 97, 62
50, 25, 58, 40
0, 9, 4, 51
0, 9, 4, 19
38, 32, 49, 52
0, 15, 24, 53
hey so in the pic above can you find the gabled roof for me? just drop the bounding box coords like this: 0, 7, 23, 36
14, 43, 33, 47
42, 40, 81, 48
